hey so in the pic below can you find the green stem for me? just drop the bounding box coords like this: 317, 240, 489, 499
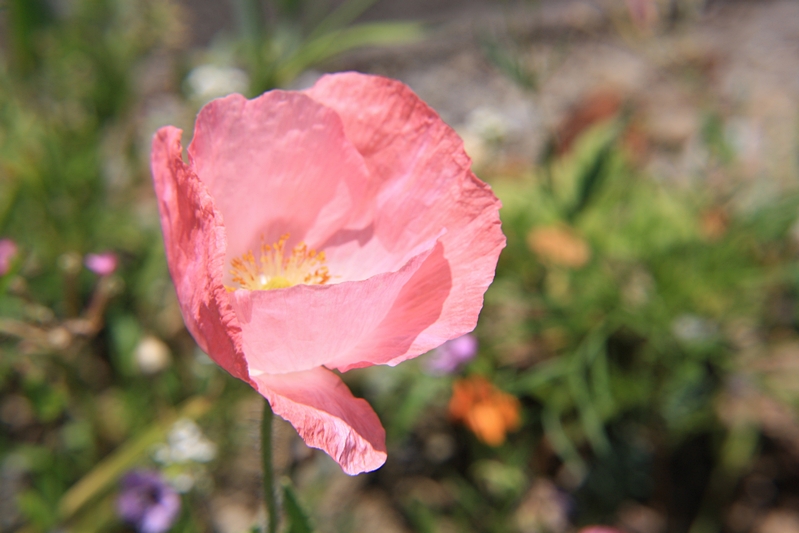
235, 0, 267, 44
234, 0, 273, 94
262, 398, 279, 533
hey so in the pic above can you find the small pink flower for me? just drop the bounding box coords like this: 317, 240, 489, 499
0, 239, 18, 276
151, 72, 505, 474
85, 252, 119, 276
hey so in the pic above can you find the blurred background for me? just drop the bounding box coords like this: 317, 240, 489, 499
2, 0, 799, 532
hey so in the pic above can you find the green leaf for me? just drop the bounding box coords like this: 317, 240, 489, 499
307, 0, 379, 40
275, 0, 304, 22
234, 0, 268, 43
282, 477, 315, 533
509, 358, 568, 395
479, 34, 537, 91
7, 0, 53, 72
565, 127, 618, 222
541, 407, 586, 479
18, 489, 57, 531
108, 314, 141, 377
275, 21, 425, 86
567, 364, 610, 456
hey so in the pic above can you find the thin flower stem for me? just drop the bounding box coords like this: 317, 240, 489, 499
261, 398, 279, 533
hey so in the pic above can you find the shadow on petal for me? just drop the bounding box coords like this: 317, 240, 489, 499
334, 241, 453, 371
252, 367, 387, 475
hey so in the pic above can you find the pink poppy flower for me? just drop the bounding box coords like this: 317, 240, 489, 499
150, 72, 505, 474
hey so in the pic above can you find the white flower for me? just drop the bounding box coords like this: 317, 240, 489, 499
153, 419, 217, 465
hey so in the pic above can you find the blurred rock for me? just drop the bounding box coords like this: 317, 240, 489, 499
0, 455, 27, 531
641, 87, 698, 149
0, 395, 34, 430
352, 492, 411, 533
423, 432, 456, 464
134, 335, 172, 374
46, 327, 72, 350
515, 479, 570, 533
755, 509, 799, 533
727, 501, 758, 533
618, 501, 666, 533
395, 476, 453, 509
210, 492, 258, 533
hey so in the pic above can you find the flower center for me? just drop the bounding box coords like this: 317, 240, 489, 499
229, 234, 330, 291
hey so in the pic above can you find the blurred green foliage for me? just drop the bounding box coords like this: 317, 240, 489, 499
234, 0, 423, 93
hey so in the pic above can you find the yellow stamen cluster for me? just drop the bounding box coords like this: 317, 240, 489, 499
229, 234, 330, 291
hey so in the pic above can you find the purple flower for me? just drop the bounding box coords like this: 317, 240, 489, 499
0, 239, 18, 276
426, 333, 478, 374
117, 470, 180, 533
84, 252, 118, 276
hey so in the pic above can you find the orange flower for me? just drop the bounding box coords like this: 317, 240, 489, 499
449, 376, 521, 446
527, 225, 591, 268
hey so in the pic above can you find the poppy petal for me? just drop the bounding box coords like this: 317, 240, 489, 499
252, 367, 386, 475
306, 73, 505, 363
228, 238, 439, 374
151, 126, 249, 382
187, 91, 373, 261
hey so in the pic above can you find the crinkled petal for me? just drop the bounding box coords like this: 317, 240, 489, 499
334, 240, 452, 371
187, 91, 373, 262
306, 73, 505, 362
228, 240, 440, 374
251, 367, 386, 475
151, 126, 249, 382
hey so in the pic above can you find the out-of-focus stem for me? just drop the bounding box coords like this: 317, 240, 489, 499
57, 396, 212, 523
261, 398, 279, 533
235, 0, 267, 44
0, 275, 121, 352
234, 0, 273, 94
0, 318, 48, 343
